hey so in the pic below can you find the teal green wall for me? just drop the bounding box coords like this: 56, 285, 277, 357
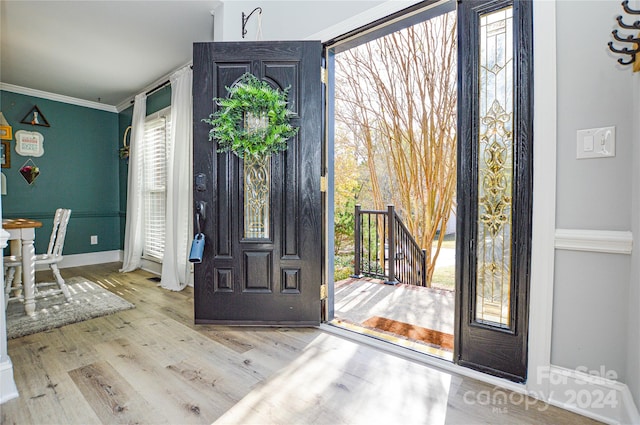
1, 86, 172, 257
147, 86, 172, 117
118, 86, 172, 244
118, 107, 132, 242
1, 90, 120, 255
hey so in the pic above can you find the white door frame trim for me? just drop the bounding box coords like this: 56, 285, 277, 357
314, 0, 557, 394
527, 0, 557, 397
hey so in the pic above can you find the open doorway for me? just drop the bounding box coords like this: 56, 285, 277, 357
327, 3, 457, 360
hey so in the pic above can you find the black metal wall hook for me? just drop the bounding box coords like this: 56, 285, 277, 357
242, 7, 262, 39
608, 1, 640, 70
622, 0, 640, 15
616, 15, 640, 30
609, 41, 639, 65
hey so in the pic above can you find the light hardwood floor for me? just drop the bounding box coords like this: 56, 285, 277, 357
2, 263, 601, 425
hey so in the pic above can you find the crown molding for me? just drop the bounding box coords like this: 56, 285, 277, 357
0, 83, 117, 113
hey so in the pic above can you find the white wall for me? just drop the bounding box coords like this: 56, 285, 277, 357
553, 0, 638, 407
629, 48, 640, 410
214, 0, 384, 41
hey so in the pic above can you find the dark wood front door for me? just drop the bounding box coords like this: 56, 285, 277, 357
456, 0, 533, 382
192, 41, 322, 325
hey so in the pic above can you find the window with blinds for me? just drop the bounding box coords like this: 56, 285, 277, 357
142, 110, 170, 262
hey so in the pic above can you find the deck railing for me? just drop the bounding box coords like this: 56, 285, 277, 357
353, 204, 427, 286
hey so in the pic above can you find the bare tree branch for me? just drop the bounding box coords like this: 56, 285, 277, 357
335, 12, 457, 285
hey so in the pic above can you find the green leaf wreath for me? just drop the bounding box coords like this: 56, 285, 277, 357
203, 73, 298, 159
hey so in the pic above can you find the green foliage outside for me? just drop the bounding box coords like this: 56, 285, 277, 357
334, 199, 356, 254
334, 254, 354, 282
333, 147, 362, 254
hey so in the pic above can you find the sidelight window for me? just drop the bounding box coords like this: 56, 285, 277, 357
475, 6, 514, 327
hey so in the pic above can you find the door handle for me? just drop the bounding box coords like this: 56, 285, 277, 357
196, 200, 207, 221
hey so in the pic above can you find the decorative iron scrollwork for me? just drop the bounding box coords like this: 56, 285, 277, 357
608, 1, 640, 69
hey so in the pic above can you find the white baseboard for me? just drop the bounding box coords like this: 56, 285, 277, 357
140, 258, 161, 275
0, 357, 19, 404
622, 386, 640, 425
34, 250, 164, 277
35, 250, 122, 271
543, 365, 640, 425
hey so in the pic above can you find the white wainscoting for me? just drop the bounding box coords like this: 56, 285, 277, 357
552, 228, 638, 424
555, 229, 633, 255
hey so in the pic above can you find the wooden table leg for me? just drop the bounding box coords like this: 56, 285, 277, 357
20, 229, 36, 316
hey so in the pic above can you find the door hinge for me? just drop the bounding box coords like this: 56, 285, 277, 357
320, 284, 328, 300
321, 67, 328, 85
320, 175, 328, 193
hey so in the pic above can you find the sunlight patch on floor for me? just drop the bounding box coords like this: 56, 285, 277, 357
213, 332, 455, 425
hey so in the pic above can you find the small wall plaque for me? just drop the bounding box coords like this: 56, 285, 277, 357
15, 130, 45, 157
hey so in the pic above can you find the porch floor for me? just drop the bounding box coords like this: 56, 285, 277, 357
332, 276, 455, 360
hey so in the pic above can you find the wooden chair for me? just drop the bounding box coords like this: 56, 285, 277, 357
4, 208, 72, 306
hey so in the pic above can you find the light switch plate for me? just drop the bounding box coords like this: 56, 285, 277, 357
576, 126, 615, 159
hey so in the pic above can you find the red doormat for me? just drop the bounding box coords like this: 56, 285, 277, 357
362, 316, 454, 351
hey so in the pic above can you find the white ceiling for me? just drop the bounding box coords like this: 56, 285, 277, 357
1, 1, 220, 109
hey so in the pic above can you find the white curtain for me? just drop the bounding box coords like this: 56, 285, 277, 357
120, 93, 147, 272
160, 66, 193, 291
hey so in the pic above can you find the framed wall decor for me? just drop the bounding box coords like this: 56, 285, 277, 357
0, 112, 12, 140
20, 105, 50, 127
14, 130, 45, 157
19, 158, 39, 185
0, 125, 11, 140
1, 141, 10, 168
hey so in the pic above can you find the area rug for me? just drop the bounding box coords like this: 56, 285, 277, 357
6, 276, 135, 339
362, 316, 454, 351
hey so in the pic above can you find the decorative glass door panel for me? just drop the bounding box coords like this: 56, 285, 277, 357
244, 155, 271, 239
245, 111, 269, 135
476, 6, 513, 328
